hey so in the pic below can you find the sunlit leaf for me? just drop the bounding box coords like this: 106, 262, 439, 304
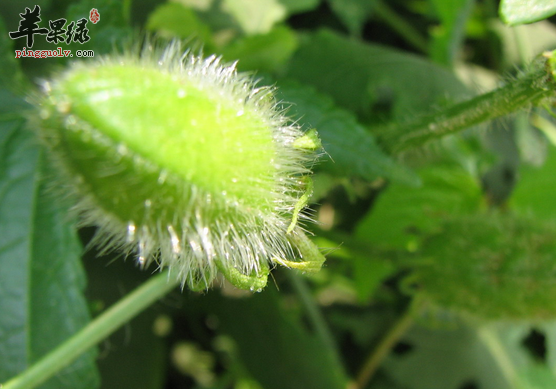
500, 0, 556, 26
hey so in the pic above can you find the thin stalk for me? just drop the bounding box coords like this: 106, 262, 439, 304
377, 51, 556, 154
355, 299, 421, 389
373, 0, 429, 54
476, 326, 519, 387
288, 272, 345, 372
2, 271, 180, 389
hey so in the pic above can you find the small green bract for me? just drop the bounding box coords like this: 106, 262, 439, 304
35, 42, 324, 291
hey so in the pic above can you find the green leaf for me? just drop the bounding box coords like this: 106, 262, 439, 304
352, 255, 395, 303
278, 0, 321, 14
428, 0, 475, 65
491, 20, 556, 66
517, 364, 556, 389
510, 145, 556, 220
0, 17, 26, 91
221, 25, 298, 72
146, 3, 215, 48
65, 0, 133, 55
286, 29, 470, 120
384, 321, 534, 389
0, 99, 99, 388
355, 163, 483, 250
500, 0, 556, 26
81, 247, 170, 389
275, 80, 420, 185
326, 0, 375, 36
540, 321, 556, 374
414, 213, 556, 320
222, 0, 286, 34
190, 290, 349, 389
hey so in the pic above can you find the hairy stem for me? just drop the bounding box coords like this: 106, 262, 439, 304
377, 51, 556, 154
2, 271, 180, 389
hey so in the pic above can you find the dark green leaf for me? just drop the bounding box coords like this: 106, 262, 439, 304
65, 0, 132, 55
0, 17, 26, 91
510, 145, 556, 220
278, 0, 321, 14
326, 0, 375, 36
192, 290, 349, 389
276, 80, 420, 185
286, 29, 470, 120
355, 163, 483, 249
500, 0, 556, 26
222, 25, 298, 72
0, 99, 99, 388
352, 255, 395, 303
82, 246, 170, 389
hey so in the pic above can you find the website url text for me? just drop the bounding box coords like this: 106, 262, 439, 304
15, 47, 94, 59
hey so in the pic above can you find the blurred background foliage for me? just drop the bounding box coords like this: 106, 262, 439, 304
2, 0, 556, 388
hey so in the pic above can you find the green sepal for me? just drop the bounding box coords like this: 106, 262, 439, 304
293, 128, 322, 151
216, 260, 269, 291
286, 176, 314, 234
186, 272, 215, 292
273, 229, 325, 273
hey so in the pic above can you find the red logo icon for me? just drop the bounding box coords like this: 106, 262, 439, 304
89, 8, 100, 24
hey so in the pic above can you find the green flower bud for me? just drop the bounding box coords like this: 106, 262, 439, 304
34, 42, 323, 291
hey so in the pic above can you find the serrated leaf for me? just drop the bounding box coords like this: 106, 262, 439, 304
275, 80, 420, 186
221, 25, 298, 72
355, 163, 483, 249
500, 0, 556, 26
286, 29, 470, 120
0, 99, 99, 388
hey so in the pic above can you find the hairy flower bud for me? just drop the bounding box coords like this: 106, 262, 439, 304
34, 42, 323, 291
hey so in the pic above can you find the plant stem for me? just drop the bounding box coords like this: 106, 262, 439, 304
377, 51, 556, 154
355, 299, 420, 389
288, 272, 345, 372
476, 326, 519, 387
1, 271, 180, 389
373, 0, 428, 54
